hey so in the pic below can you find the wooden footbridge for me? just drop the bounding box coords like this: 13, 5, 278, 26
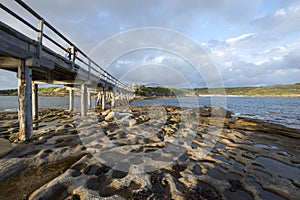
0, 0, 134, 141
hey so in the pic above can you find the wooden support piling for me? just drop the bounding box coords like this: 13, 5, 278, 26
69, 88, 74, 112
101, 87, 106, 110
88, 90, 92, 109
111, 89, 116, 108
18, 60, 33, 141
32, 83, 38, 120
81, 84, 87, 116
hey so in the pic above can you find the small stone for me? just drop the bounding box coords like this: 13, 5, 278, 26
129, 118, 138, 126
105, 112, 116, 121
8, 132, 19, 142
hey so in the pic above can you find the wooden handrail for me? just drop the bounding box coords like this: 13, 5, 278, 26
0, 3, 39, 32
0, 0, 128, 89
15, 0, 43, 20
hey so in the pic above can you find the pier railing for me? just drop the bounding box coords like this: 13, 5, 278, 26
0, 0, 127, 89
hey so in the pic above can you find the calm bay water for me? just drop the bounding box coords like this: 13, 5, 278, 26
131, 96, 300, 130
0, 96, 94, 112
0, 96, 299, 129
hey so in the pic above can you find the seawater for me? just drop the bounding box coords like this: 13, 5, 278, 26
0, 96, 299, 129
130, 96, 300, 130
0, 96, 84, 112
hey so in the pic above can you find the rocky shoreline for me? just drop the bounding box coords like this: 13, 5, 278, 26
0, 106, 299, 200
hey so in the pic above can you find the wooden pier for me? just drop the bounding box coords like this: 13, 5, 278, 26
0, 0, 134, 141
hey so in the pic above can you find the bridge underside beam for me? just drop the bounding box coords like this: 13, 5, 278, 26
18, 60, 33, 141
0, 57, 21, 67
33, 80, 93, 85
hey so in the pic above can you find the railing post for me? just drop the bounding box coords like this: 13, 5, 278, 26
104, 72, 107, 81
37, 19, 44, 58
70, 45, 75, 71
88, 59, 91, 80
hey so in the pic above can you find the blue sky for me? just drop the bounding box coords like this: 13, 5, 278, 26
1, 0, 300, 89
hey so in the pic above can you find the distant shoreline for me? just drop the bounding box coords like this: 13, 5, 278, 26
134, 94, 300, 99
1, 82, 299, 98
1, 94, 299, 98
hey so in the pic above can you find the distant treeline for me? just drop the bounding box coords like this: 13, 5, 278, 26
135, 83, 300, 97
1, 83, 299, 97
135, 86, 192, 97
0, 87, 68, 97
0, 89, 18, 96
194, 83, 300, 96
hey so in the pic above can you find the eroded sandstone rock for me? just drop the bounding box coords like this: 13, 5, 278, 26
0, 107, 299, 199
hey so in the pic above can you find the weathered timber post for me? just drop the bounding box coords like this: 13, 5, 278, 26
111, 89, 116, 108
32, 83, 38, 120
69, 88, 74, 112
18, 60, 33, 141
123, 93, 127, 104
118, 93, 122, 106
88, 90, 92, 109
119, 93, 124, 106
96, 90, 102, 107
101, 87, 107, 110
81, 84, 88, 116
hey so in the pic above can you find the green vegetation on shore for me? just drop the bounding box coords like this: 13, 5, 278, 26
135, 83, 300, 97
0, 87, 68, 97
135, 86, 193, 97
1, 83, 299, 97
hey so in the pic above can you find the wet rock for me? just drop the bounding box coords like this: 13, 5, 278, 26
228, 117, 300, 138
199, 106, 233, 118
184, 180, 222, 200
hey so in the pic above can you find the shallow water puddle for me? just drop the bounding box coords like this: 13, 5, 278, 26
0, 155, 82, 200
253, 144, 279, 150
229, 158, 245, 173
256, 156, 300, 180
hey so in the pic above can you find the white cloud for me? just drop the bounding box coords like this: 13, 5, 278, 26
153, 56, 164, 64
226, 33, 254, 44
255, 60, 269, 65
252, 2, 300, 37
274, 9, 286, 17
0, 70, 17, 90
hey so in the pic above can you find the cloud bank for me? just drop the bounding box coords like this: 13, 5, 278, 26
0, 0, 299, 89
